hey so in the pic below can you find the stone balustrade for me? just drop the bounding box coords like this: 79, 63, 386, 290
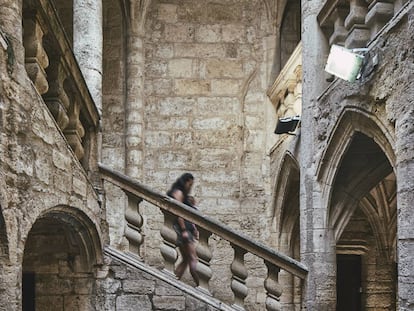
318, 0, 408, 48
267, 42, 302, 121
99, 164, 308, 311
22, 0, 100, 163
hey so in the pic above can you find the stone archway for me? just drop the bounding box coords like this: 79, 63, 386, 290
22, 206, 102, 310
317, 108, 397, 310
332, 135, 397, 310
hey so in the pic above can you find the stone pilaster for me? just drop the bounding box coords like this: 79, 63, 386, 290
395, 107, 414, 310
301, 0, 336, 309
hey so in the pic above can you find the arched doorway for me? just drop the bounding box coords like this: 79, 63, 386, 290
22, 206, 102, 310
329, 132, 397, 310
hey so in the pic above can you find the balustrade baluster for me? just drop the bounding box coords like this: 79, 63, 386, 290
230, 244, 248, 310
344, 0, 370, 48
124, 194, 144, 258
64, 96, 85, 160
264, 261, 283, 311
43, 57, 70, 130
365, 0, 394, 39
329, 6, 349, 46
160, 210, 178, 275
23, 15, 49, 94
195, 227, 212, 294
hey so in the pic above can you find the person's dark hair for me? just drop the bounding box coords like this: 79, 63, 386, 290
167, 173, 194, 197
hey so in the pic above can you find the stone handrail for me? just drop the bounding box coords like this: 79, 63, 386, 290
99, 164, 308, 310
22, 0, 100, 162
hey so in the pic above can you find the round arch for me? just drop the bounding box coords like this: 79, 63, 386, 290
23, 205, 103, 271
22, 205, 103, 309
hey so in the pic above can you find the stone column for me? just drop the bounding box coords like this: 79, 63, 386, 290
395, 108, 414, 310
125, 30, 144, 179
73, 0, 103, 114
301, 0, 336, 310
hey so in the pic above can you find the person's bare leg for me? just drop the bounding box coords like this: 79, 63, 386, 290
188, 242, 199, 286
175, 244, 189, 279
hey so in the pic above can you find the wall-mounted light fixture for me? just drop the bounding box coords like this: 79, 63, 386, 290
325, 45, 368, 82
274, 115, 300, 135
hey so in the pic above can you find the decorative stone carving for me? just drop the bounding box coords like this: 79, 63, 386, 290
267, 42, 302, 121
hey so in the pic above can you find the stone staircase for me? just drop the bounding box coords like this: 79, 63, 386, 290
99, 164, 308, 310
104, 246, 239, 311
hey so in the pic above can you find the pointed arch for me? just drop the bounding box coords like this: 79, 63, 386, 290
317, 107, 395, 186
272, 151, 300, 248
316, 107, 395, 237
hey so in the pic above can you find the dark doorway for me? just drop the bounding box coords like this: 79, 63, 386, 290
22, 272, 35, 311
337, 254, 361, 311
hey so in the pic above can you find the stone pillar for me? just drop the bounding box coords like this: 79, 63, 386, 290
125, 31, 144, 179
395, 109, 414, 310
301, 0, 336, 310
73, 0, 103, 114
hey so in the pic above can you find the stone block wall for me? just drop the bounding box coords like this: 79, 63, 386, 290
0, 3, 104, 308
135, 0, 277, 306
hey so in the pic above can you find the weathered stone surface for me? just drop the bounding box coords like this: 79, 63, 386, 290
1, 0, 412, 310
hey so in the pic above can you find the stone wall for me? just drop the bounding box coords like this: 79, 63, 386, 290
137, 0, 277, 307
301, 1, 414, 309
0, 1, 104, 308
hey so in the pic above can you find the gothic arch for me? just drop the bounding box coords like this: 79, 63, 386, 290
272, 151, 300, 247
317, 107, 397, 310
317, 107, 395, 184
316, 107, 395, 234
